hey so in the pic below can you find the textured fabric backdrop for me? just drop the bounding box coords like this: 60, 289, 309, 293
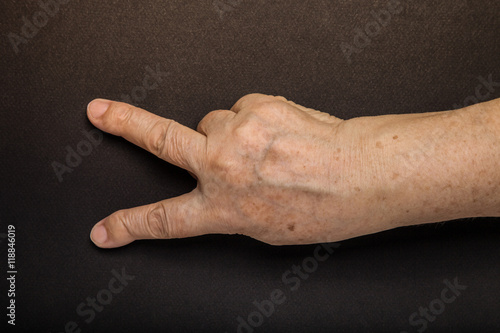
1, 0, 500, 332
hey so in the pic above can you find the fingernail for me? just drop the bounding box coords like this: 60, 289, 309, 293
91, 223, 108, 245
88, 99, 111, 118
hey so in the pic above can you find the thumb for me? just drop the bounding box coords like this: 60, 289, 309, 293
90, 190, 212, 248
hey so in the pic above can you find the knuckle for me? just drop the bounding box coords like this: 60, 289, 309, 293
203, 110, 222, 120
238, 99, 286, 121
145, 205, 171, 239
251, 101, 278, 115
147, 119, 175, 157
233, 108, 274, 140
198, 110, 234, 134
231, 117, 273, 160
236, 93, 263, 105
273, 95, 288, 102
233, 93, 271, 111
233, 117, 262, 139
198, 110, 220, 132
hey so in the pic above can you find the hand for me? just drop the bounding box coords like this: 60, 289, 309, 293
87, 94, 500, 248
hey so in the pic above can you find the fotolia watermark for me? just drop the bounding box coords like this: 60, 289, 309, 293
228, 243, 340, 333
400, 277, 466, 333
50, 267, 135, 333
213, 0, 243, 20
340, 0, 405, 64
7, 0, 72, 54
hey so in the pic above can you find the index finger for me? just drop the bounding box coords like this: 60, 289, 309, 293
87, 99, 206, 174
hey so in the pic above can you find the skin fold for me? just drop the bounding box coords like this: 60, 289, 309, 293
86, 94, 500, 248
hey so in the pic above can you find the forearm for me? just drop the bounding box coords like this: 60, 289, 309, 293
379, 98, 500, 227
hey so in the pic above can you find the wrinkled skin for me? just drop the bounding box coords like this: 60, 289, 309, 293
87, 94, 500, 248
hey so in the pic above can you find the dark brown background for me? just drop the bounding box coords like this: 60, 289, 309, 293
1, 0, 500, 332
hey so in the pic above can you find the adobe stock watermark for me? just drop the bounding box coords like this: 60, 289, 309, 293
213, 0, 243, 20
50, 267, 135, 333
7, 0, 72, 54
390, 121, 448, 183
452, 74, 500, 109
176, 181, 221, 223
51, 63, 168, 183
400, 277, 467, 333
340, 0, 405, 64
228, 243, 340, 333
119, 63, 170, 105
390, 73, 500, 182
52, 129, 103, 183
393, 73, 500, 181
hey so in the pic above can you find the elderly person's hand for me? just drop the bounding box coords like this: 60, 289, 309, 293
87, 94, 500, 248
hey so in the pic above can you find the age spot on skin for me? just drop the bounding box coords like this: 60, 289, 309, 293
354, 187, 361, 192
287, 224, 295, 231
393, 135, 399, 140
337, 148, 342, 153
376, 141, 383, 148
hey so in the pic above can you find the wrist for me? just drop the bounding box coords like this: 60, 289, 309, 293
291, 98, 499, 242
